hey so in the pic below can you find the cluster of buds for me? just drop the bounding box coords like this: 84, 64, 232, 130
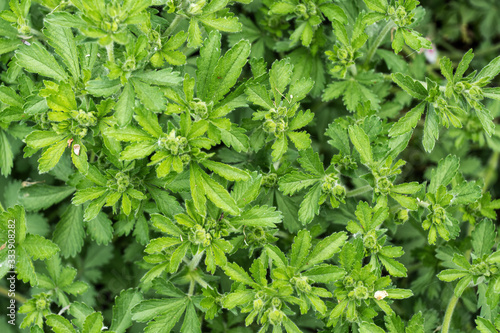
351, 281, 369, 300
325, 44, 356, 77
189, 99, 209, 119
374, 176, 393, 196
469, 259, 498, 277
387, 5, 415, 27
262, 173, 278, 188
267, 298, 284, 326
293, 0, 317, 19
158, 130, 189, 156
290, 276, 312, 293
74, 110, 97, 127
189, 225, 212, 247
362, 230, 380, 252
263, 107, 288, 136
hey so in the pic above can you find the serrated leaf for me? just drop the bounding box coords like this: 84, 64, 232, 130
46, 314, 77, 333
110, 289, 144, 333
471, 219, 496, 258
389, 102, 425, 137
304, 232, 347, 269
44, 22, 80, 80
391, 73, 428, 99
348, 125, 372, 165
82, 312, 103, 333
16, 42, 68, 82
298, 182, 322, 224
199, 169, 239, 215
86, 212, 113, 245
53, 204, 85, 258
230, 205, 282, 227
379, 255, 407, 277
201, 160, 250, 181
19, 184, 75, 211
428, 155, 459, 193
208, 39, 250, 103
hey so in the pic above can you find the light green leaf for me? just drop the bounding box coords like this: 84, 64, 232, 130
279, 171, 319, 195
199, 15, 241, 32
269, 59, 293, 101
362, 0, 387, 13
389, 102, 425, 137
200, 170, 240, 215
86, 212, 113, 245
304, 231, 347, 269
471, 219, 496, 258
208, 39, 250, 103
271, 135, 288, 162
288, 131, 311, 150
298, 182, 322, 224
38, 139, 68, 173
230, 206, 282, 227
201, 160, 250, 181
53, 204, 85, 258
348, 125, 372, 165
46, 314, 77, 333
131, 78, 166, 112
110, 289, 144, 333
82, 312, 103, 333
391, 73, 428, 99
16, 42, 68, 82
115, 83, 135, 127
378, 255, 407, 277
20, 184, 75, 211
455, 49, 474, 81
44, 22, 80, 80
290, 230, 311, 269
132, 69, 182, 86
0, 131, 13, 177
428, 155, 459, 193
197, 30, 221, 100
223, 262, 256, 286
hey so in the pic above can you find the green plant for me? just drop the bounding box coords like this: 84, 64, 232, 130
0, 0, 499, 332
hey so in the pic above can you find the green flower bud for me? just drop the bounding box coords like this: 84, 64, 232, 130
262, 173, 278, 187
455, 82, 466, 93
263, 119, 277, 134
396, 209, 409, 223
431, 206, 446, 225
376, 177, 393, 195
353, 282, 369, 300
387, 6, 396, 16
187, 0, 206, 15
189, 101, 208, 118
122, 57, 136, 72
291, 276, 311, 293
253, 298, 264, 311
396, 6, 406, 20
363, 230, 378, 250
337, 48, 349, 61
275, 119, 287, 133
343, 275, 355, 288
35, 297, 47, 311
115, 172, 130, 192
18, 25, 31, 36
294, 4, 307, 17
271, 298, 282, 309
468, 86, 484, 100
268, 309, 284, 326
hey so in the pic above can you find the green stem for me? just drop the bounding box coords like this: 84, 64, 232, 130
482, 151, 499, 192
188, 250, 205, 270
0, 200, 5, 213
106, 42, 115, 63
0, 286, 27, 303
163, 15, 183, 37
364, 20, 396, 67
187, 280, 195, 297
441, 294, 459, 333
346, 185, 372, 198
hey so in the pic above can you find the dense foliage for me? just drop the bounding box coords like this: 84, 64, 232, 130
0, 0, 500, 332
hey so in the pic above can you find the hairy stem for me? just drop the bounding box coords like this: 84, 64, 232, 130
187, 280, 195, 297
163, 15, 183, 37
346, 185, 372, 197
364, 20, 396, 67
188, 250, 205, 270
106, 42, 115, 63
482, 151, 499, 191
441, 294, 459, 333
0, 285, 27, 303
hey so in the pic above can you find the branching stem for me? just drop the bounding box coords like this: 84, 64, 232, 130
346, 185, 372, 197
364, 20, 396, 67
